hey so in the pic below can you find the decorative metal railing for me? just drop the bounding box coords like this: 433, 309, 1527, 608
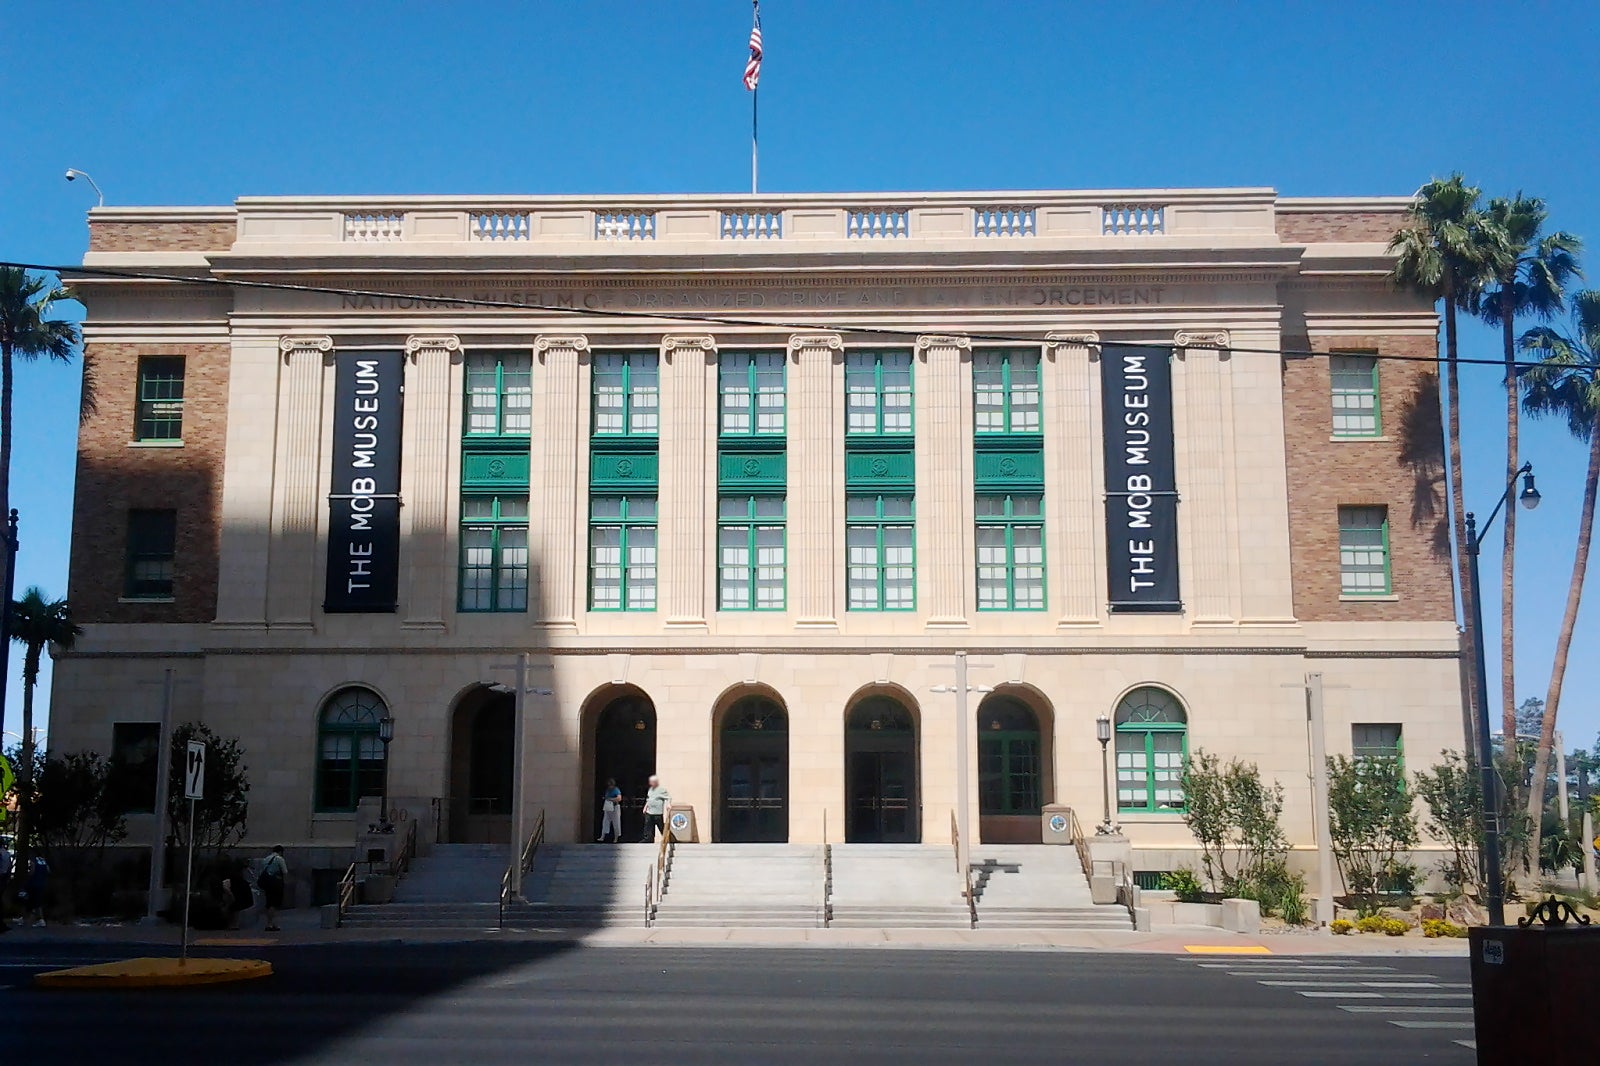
498, 807, 545, 927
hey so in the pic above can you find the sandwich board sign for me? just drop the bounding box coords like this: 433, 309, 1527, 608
185, 741, 206, 801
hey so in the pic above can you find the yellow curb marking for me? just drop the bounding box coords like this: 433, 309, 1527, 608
1184, 945, 1273, 955
34, 957, 273, 989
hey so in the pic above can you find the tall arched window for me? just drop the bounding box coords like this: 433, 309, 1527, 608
316, 687, 389, 812
977, 695, 1042, 816
1115, 687, 1187, 813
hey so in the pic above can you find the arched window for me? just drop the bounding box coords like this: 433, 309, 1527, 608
977, 695, 1042, 816
316, 687, 389, 812
1115, 687, 1187, 813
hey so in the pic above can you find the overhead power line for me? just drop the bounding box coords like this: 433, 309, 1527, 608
1, 259, 1557, 372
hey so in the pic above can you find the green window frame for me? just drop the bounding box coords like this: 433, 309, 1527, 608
1114, 687, 1188, 813
589, 495, 658, 611
459, 494, 530, 612
977, 698, 1042, 816
1339, 505, 1391, 595
845, 349, 913, 435
1352, 723, 1404, 766
464, 352, 532, 436
718, 495, 785, 610
846, 494, 915, 611
972, 348, 1041, 434
975, 493, 1045, 611
315, 687, 389, 813
719, 351, 786, 436
135, 356, 185, 441
1330, 352, 1381, 438
592, 352, 660, 437
124, 508, 177, 600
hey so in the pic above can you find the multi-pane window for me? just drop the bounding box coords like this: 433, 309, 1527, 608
847, 495, 915, 610
589, 495, 657, 611
459, 495, 530, 612
1330, 353, 1380, 437
1115, 687, 1188, 813
978, 698, 1043, 816
464, 352, 532, 436
718, 495, 785, 610
592, 352, 660, 436
973, 349, 1041, 433
719, 352, 786, 435
135, 356, 185, 441
109, 722, 161, 813
1352, 723, 1403, 763
845, 350, 913, 435
124, 509, 177, 599
1339, 506, 1391, 595
315, 687, 389, 813
975, 494, 1045, 610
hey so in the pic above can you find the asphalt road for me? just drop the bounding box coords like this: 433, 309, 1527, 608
3, 942, 1475, 1064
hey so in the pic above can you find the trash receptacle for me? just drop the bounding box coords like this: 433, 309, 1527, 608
1041, 804, 1073, 845
1469, 900, 1600, 1064
668, 806, 697, 843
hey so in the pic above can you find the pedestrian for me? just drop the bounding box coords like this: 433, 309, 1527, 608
22, 854, 49, 927
0, 838, 12, 933
259, 845, 288, 932
640, 775, 670, 843
598, 777, 623, 844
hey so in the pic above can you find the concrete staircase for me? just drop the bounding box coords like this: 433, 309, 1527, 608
654, 844, 826, 928
507, 844, 658, 928
341, 843, 508, 930
827, 845, 973, 928
968, 844, 1131, 930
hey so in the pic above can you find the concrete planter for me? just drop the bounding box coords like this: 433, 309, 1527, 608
362, 874, 396, 905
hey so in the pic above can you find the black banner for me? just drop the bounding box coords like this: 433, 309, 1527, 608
1101, 344, 1181, 611
324, 350, 404, 613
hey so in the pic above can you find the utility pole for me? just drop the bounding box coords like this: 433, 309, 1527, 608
931, 653, 993, 897
144, 668, 176, 923
492, 654, 552, 900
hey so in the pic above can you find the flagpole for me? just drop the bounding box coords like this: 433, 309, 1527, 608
752, 86, 759, 195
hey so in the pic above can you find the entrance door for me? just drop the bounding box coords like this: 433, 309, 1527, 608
718, 697, 788, 842
448, 689, 515, 843
592, 693, 657, 842
845, 697, 919, 843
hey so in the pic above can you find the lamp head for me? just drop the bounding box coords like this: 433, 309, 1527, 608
378, 715, 394, 743
1519, 468, 1541, 511
65, 169, 78, 181
1096, 714, 1112, 744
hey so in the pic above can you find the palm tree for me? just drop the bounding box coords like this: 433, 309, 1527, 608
1517, 290, 1600, 868
1475, 196, 1583, 743
8, 587, 82, 868
1388, 176, 1511, 742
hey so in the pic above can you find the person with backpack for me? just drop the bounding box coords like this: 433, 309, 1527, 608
259, 845, 288, 932
22, 854, 49, 927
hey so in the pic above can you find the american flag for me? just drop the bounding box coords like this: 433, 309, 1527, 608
743, 5, 763, 91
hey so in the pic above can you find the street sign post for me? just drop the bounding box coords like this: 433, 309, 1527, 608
181, 741, 205, 962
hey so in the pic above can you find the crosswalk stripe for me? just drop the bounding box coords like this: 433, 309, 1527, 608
1257, 980, 1468, 988
1387, 1021, 1476, 1030
1339, 1005, 1472, 1015
1455, 1039, 1478, 1048
1298, 991, 1468, 1000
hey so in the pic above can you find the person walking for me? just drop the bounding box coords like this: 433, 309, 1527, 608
640, 775, 670, 843
259, 845, 288, 932
598, 778, 623, 844
0, 838, 13, 932
22, 853, 49, 927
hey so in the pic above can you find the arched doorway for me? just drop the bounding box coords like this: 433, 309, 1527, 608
845, 695, 919, 843
589, 690, 658, 843
976, 692, 1049, 843
448, 686, 515, 843
716, 694, 788, 842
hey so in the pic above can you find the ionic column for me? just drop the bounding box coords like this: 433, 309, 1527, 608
1176, 330, 1236, 624
266, 335, 332, 628
660, 334, 716, 630
1046, 331, 1100, 627
533, 335, 586, 630
916, 334, 972, 630
214, 336, 283, 628
400, 334, 460, 631
788, 333, 843, 628
1229, 328, 1296, 623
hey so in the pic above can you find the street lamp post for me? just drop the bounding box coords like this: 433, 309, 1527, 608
1096, 714, 1116, 835
1466, 461, 1541, 927
491, 655, 553, 900
0, 510, 19, 743
377, 715, 395, 833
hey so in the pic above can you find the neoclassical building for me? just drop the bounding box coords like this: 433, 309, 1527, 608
53, 189, 1460, 878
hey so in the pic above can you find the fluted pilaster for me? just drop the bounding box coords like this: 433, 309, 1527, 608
533, 334, 586, 629
916, 334, 972, 629
1176, 330, 1235, 624
660, 334, 716, 630
266, 335, 332, 627
788, 333, 844, 628
1046, 332, 1101, 626
400, 334, 460, 630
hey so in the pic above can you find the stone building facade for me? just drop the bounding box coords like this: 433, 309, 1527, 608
52, 188, 1459, 879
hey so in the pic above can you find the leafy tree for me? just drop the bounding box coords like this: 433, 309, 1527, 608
1179, 751, 1289, 895
1514, 697, 1545, 739
166, 722, 250, 858
31, 750, 127, 909
1326, 755, 1419, 917
1518, 289, 1600, 867
1414, 751, 1482, 893
8, 587, 81, 872
1475, 197, 1583, 744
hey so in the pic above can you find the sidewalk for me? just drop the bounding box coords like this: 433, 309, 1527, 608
0, 915, 1471, 956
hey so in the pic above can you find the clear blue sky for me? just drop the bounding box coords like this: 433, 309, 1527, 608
2, 0, 1598, 755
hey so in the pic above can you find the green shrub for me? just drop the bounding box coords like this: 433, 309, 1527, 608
1277, 878, 1309, 926
1160, 868, 1206, 904
1330, 918, 1354, 935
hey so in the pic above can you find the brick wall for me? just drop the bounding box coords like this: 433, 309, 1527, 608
1275, 210, 1405, 244
69, 343, 230, 623
1281, 332, 1454, 623
87, 220, 236, 253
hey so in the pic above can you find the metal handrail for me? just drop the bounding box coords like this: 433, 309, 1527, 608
1067, 807, 1092, 879
822, 809, 832, 927
646, 808, 673, 926
952, 810, 976, 928
391, 818, 419, 879
499, 808, 546, 927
